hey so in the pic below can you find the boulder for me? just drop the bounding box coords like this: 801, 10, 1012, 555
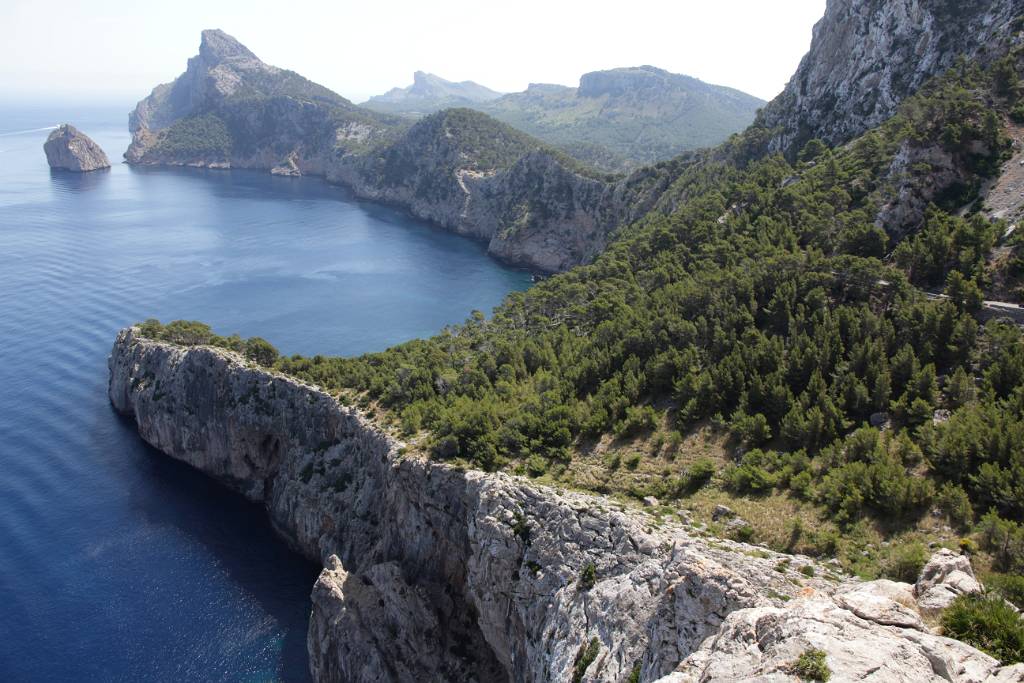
711, 504, 735, 521
43, 124, 110, 172
914, 549, 983, 617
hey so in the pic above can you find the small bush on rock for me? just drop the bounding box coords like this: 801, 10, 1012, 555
572, 637, 600, 683
790, 648, 831, 681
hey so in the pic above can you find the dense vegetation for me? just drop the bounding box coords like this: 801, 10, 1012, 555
374, 108, 618, 187
151, 114, 233, 160
942, 593, 1024, 664
137, 319, 279, 367
140, 55, 1024, 593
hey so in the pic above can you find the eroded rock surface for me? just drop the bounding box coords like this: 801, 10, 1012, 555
759, 0, 1023, 157
43, 124, 110, 172
108, 328, 1023, 682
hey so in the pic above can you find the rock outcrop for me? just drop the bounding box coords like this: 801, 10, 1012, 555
758, 0, 1023, 157
108, 328, 1024, 683
915, 548, 984, 618
125, 29, 393, 174
43, 124, 110, 172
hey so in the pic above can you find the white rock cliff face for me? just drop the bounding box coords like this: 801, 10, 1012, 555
43, 124, 110, 172
759, 0, 1023, 157
108, 328, 1024, 683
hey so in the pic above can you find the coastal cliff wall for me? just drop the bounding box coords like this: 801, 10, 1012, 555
108, 328, 1023, 683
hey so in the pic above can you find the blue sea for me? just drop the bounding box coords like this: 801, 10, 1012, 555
0, 103, 531, 681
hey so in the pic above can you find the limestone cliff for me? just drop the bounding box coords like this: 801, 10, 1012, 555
759, 0, 1023, 158
108, 328, 1024, 683
43, 124, 110, 172
125, 29, 394, 173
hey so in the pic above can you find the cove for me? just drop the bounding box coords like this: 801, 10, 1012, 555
0, 104, 531, 681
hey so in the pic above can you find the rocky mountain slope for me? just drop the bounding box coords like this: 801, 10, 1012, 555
126, 30, 657, 272
126, 29, 397, 173
365, 66, 764, 172
759, 0, 1023, 158
108, 328, 1024, 683
362, 71, 503, 116
43, 124, 110, 172
478, 67, 764, 171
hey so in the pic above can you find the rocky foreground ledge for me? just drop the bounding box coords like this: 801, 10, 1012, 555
108, 327, 1023, 682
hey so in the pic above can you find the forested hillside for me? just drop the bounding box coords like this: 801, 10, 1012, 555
138, 13, 1024, 633
256, 54, 1023, 585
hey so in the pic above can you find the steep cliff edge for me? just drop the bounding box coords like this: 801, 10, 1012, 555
759, 0, 1022, 157
108, 328, 1023, 682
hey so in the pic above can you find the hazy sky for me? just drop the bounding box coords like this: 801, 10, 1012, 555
1, 0, 825, 105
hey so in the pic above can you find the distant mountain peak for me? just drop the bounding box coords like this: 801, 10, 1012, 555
198, 29, 260, 65
364, 72, 503, 111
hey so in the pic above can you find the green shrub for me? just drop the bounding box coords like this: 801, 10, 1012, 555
615, 405, 659, 437
936, 483, 974, 530
883, 542, 929, 583
572, 637, 601, 683
790, 648, 831, 681
987, 573, 1024, 610
686, 457, 716, 488
977, 510, 1024, 573
525, 454, 548, 477
244, 337, 279, 367
578, 562, 597, 591
941, 594, 1024, 664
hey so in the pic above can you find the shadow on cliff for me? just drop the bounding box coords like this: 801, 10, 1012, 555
110, 411, 320, 680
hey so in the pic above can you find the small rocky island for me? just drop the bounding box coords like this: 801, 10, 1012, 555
43, 124, 110, 172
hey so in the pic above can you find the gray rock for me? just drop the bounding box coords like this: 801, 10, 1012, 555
914, 549, 983, 617
711, 505, 734, 521
759, 0, 1022, 158
870, 411, 891, 428
43, 124, 110, 172
835, 580, 925, 630
108, 329, 1023, 683
642, 496, 660, 508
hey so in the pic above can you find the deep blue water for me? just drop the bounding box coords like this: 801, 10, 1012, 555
0, 104, 531, 681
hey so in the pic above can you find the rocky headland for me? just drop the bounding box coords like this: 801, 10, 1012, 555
43, 124, 110, 172
108, 328, 1024, 682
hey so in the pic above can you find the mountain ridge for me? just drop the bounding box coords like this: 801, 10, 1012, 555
363, 70, 503, 114
365, 64, 765, 171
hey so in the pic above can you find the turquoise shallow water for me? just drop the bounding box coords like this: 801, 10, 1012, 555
0, 104, 531, 681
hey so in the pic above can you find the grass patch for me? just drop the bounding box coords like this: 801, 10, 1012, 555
942, 594, 1024, 664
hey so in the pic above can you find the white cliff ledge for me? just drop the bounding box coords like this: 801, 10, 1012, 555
107, 327, 1024, 682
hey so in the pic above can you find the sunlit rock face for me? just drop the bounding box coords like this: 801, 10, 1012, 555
760, 0, 1022, 158
43, 124, 110, 172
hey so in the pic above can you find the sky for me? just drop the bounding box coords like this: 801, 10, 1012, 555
0, 0, 825, 106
